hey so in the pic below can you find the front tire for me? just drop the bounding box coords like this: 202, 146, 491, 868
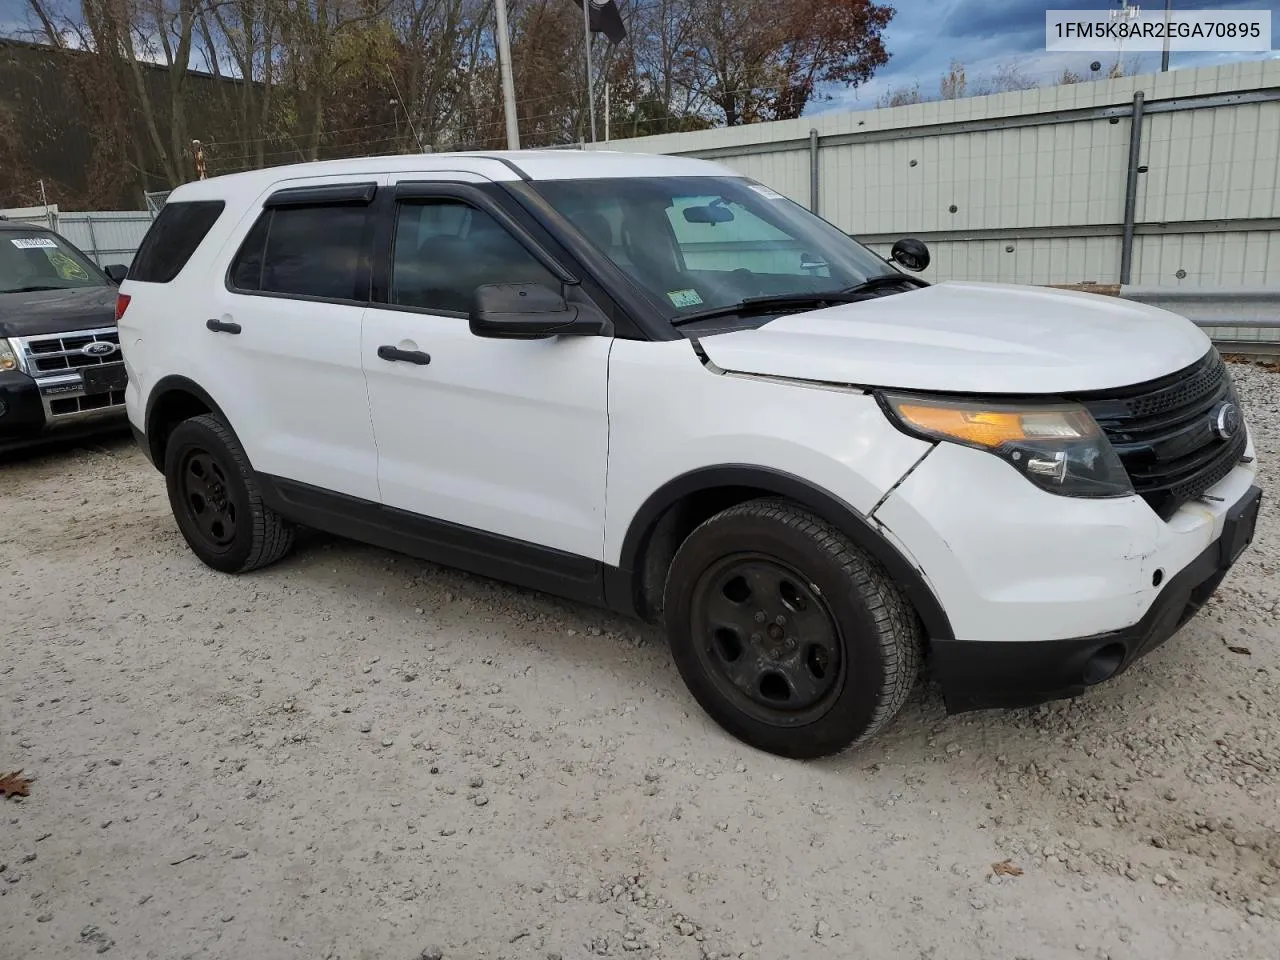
663, 498, 921, 759
163, 414, 295, 573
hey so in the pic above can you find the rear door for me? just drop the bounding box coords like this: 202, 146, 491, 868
360, 172, 611, 566
204, 176, 386, 501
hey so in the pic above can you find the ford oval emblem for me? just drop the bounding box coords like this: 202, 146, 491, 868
1212, 401, 1242, 441
82, 341, 118, 357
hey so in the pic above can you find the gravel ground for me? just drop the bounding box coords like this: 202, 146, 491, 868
3, 360, 1278, 960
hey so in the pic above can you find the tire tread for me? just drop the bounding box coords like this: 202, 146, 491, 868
667, 497, 923, 756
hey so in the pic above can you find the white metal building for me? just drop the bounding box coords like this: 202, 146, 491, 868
591, 61, 1280, 291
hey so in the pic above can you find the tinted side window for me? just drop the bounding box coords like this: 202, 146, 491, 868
391, 199, 556, 314
131, 200, 226, 283
228, 214, 270, 291
228, 205, 369, 301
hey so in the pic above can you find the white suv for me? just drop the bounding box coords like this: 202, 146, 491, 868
118, 151, 1262, 758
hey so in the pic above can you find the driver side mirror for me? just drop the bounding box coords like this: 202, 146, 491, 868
888, 238, 930, 272
469, 282, 611, 340
103, 263, 129, 284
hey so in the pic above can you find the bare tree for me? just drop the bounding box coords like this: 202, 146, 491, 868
938, 59, 965, 99
876, 80, 921, 108
686, 0, 893, 126
4, 0, 907, 201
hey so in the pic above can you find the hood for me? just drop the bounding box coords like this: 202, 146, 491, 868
694, 281, 1213, 395
0, 285, 117, 339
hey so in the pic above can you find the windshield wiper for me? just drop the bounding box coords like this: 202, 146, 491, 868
843, 273, 928, 294
671, 294, 843, 325
2, 285, 66, 293
671, 273, 925, 326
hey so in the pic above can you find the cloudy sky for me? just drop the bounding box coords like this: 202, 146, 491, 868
833, 0, 1280, 110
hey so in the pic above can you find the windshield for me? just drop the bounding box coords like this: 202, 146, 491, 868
532, 176, 896, 320
0, 231, 106, 294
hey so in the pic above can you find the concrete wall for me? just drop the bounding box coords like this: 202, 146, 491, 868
591, 61, 1280, 289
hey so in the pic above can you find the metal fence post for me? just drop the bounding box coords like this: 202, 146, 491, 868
809, 128, 820, 214
83, 216, 101, 266
1119, 91, 1145, 285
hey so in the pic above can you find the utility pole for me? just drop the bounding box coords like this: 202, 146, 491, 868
386, 69, 425, 152
581, 0, 597, 142
494, 0, 520, 150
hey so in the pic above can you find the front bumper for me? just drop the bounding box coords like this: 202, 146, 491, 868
0, 368, 127, 453
931, 484, 1262, 712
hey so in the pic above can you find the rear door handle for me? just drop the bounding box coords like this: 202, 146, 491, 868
377, 345, 431, 365
206, 318, 242, 335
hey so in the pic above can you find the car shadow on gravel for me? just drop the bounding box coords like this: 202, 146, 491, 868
253, 525, 1092, 765
218, 508, 1277, 788
0, 426, 134, 468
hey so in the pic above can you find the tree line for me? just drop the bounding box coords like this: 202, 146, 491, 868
1, 0, 894, 206
876, 57, 1135, 108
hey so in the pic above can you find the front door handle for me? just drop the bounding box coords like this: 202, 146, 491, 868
206, 318, 242, 335
377, 345, 431, 365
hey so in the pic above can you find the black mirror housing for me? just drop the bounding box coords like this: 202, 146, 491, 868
103, 263, 129, 284
469, 282, 610, 340
889, 238, 930, 272
682, 204, 734, 224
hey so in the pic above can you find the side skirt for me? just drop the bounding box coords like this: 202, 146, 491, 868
256, 474, 627, 613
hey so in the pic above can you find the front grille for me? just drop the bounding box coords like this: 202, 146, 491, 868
49, 390, 126, 416
1073, 349, 1247, 519
26, 329, 121, 372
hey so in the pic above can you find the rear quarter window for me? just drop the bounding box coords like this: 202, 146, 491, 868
130, 200, 226, 283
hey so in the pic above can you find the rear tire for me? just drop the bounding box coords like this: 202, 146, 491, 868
163, 414, 295, 573
663, 498, 921, 759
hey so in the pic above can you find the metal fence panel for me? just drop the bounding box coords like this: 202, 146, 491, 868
1, 207, 156, 267
592, 60, 1280, 289
52, 212, 156, 267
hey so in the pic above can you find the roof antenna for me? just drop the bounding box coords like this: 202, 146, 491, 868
386, 69, 426, 153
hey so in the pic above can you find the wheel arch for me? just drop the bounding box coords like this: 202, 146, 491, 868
143, 375, 231, 471
609, 465, 954, 642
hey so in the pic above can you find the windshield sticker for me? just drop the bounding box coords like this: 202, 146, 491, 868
10, 237, 57, 249
747, 184, 786, 201
47, 250, 90, 281
667, 288, 704, 308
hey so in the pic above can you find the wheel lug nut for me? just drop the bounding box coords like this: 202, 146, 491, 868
775, 614, 787, 626
785, 638, 797, 650
750, 633, 762, 644
753, 611, 766, 623
768, 649, 781, 660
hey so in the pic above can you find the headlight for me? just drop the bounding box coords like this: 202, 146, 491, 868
878, 392, 1133, 498
0, 338, 18, 372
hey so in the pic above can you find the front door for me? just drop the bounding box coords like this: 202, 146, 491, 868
361, 175, 611, 565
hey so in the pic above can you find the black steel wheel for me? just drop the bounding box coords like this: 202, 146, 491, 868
664, 498, 922, 759
163, 414, 295, 574
177, 450, 239, 550
691, 555, 845, 726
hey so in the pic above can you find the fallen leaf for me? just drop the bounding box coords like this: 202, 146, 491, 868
991, 859, 1023, 877
1226, 643, 1252, 656
0, 770, 32, 799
